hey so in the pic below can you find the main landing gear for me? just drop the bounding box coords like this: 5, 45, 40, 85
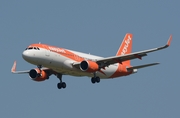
91, 72, 100, 84
57, 74, 66, 89
55, 73, 100, 89
91, 77, 100, 84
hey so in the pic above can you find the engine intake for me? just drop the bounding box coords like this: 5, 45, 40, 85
80, 60, 99, 72
29, 68, 48, 82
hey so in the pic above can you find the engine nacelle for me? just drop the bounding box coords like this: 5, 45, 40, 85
80, 60, 99, 72
29, 68, 48, 82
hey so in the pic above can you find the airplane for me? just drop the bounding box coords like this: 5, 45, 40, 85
11, 33, 172, 89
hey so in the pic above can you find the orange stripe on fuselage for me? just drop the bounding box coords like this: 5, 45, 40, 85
28, 44, 85, 62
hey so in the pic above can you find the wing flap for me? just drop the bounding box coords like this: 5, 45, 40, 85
97, 53, 147, 66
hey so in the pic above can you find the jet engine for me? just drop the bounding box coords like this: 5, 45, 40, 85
80, 60, 99, 72
29, 68, 49, 82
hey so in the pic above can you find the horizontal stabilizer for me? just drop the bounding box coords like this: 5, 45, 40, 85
127, 63, 159, 71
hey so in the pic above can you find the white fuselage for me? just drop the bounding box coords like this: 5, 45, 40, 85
22, 47, 120, 79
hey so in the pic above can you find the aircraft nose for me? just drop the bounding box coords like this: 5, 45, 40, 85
22, 50, 31, 60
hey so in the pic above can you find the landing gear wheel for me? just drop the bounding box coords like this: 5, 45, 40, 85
91, 77, 100, 84
57, 82, 66, 89
96, 77, 100, 83
91, 77, 96, 84
62, 82, 66, 88
56, 74, 67, 89
57, 83, 62, 89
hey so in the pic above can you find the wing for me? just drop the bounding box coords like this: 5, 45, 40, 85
11, 61, 50, 74
96, 35, 172, 67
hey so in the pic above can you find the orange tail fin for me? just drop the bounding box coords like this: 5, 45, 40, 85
116, 33, 133, 66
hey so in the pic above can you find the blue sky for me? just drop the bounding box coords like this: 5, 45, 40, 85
1, 0, 179, 118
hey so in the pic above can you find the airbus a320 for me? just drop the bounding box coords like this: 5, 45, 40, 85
11, 33, 172, 89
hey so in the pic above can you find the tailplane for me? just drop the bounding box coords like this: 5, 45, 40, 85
127, 63, 159, 72
116, 33, 133, 66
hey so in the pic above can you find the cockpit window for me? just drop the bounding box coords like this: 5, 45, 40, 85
25, 47, 40, 50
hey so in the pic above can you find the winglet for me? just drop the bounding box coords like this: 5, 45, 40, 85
167, 35, 172, 46
11, 61, 17, 73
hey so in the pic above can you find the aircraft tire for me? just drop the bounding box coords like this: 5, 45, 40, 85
62, 82, 66, 88
96, 77, 100, 83
91, 77, 96, 84
91, 77, 100, 84
57, 83, 62, 89
57, 82, 66, 89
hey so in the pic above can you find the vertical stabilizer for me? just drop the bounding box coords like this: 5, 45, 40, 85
116, 33, 133, 65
